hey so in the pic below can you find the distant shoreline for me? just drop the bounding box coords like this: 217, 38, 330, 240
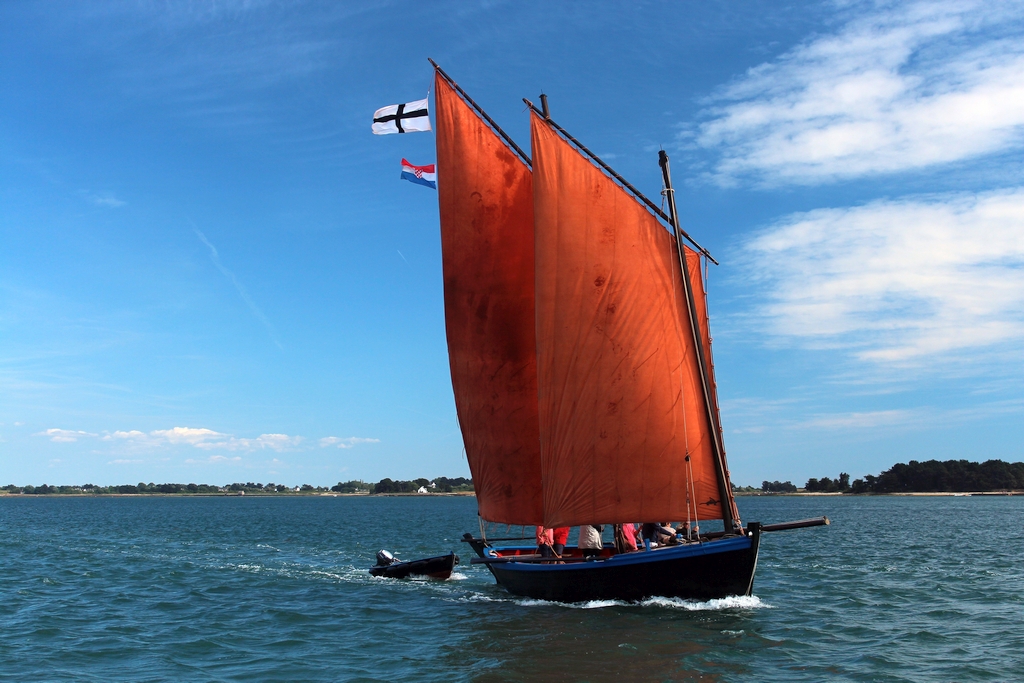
735, 491, 1024, 497
3, 490, 1021, 498
0, 491, 478, 498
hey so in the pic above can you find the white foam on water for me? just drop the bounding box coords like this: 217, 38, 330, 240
308, 569, 349, 581
515, 598, 623, 609
445, 593, 519, 604
222, 560, 373, 586
641, 595, 770, 611
446, 592, 770, 610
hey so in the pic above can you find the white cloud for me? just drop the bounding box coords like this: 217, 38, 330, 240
103, 430, 149, 441
697, 1, 1024, 184
741, 188, 1024, 363
195, 433, 303, 452
319, 436, 380, 449
38, 425, 319, 453
740, 399, 1024, 435
193, 226, 283, 350
252, 433, 301, 450
36, 428, 98, 442
798, 409, 917, 430
108, 459, 143, 465
79, 190, 126, 207
185, 455, 243, 464
150, 426, 226, 445
92, 194, 126, 207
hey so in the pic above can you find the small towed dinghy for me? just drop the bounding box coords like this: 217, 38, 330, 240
369, 550, 459, 580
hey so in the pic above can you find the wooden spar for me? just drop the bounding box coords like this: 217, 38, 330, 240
522, 98, 718, 265
659, 150, 737, 533
701, 516, 829, 540
760, 516, 830, 533
460, 536, 531, 543
539, 93, 550, 119
429, 58, 532, 167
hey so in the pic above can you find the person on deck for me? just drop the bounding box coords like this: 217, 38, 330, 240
641, 523, 678, 549
552, 527, 570, 557
659, 523, 680, 545
578, 524, 604, 558
614, 523, 639, 553
536, 526, 555, 558
641, 522, 658, 549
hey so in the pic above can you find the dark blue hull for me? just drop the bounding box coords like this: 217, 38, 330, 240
475, 530, 760, 603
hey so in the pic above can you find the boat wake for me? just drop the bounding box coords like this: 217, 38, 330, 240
255, 544, 281, 552
640, 595, 769, 611
451, 593, 769, 611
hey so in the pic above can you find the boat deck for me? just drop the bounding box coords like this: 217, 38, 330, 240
479, 535, 751, 569
470, 533, 760, 601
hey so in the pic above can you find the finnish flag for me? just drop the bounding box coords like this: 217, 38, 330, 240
372, 97, 431, 135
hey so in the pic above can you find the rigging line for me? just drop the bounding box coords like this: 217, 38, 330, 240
429, 59, 532, 167
688, 455, 700, 542
523, 98, 718, 265
684, 456, 692, 542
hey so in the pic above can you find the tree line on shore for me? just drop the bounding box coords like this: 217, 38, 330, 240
1, 477, 474, 496
7, 459, 1022, 496
750, 459, 1024, 494
369, 477, 473, 493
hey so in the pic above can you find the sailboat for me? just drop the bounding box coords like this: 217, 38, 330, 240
429, 60, 826, 603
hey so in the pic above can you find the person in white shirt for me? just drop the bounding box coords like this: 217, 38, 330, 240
577, 524, 604, 558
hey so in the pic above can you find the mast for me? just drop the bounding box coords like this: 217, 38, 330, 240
658, 150, 737, 532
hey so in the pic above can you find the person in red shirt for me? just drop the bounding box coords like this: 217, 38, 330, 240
552, 527, 570, 557
615, 523, 639, 553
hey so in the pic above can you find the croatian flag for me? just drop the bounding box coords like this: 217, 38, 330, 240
400, 158, 436, 189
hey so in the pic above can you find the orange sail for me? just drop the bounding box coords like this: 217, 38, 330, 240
434, 74, 543, 524
530, 112, 731, 528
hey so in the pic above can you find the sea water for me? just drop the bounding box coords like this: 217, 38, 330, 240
1, 495, 1022, 682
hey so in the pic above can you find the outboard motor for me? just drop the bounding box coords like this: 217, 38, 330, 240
375, 549, 397, 567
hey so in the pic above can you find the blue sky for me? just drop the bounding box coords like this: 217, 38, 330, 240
2, 1, 1022, 487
